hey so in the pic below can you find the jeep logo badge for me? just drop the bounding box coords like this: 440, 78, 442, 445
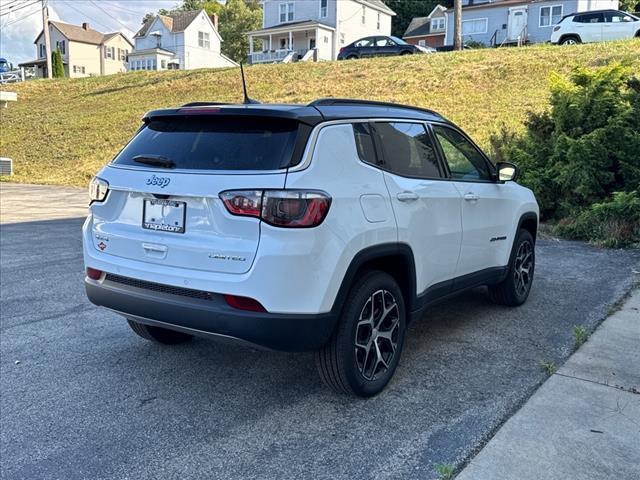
146, 175, 171, 188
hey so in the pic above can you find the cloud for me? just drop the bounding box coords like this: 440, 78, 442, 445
0, 0, 180, 64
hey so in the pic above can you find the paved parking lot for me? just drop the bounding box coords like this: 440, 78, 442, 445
1, 185, 639, 480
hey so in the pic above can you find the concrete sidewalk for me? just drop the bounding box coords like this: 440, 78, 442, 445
0, 182, 87, 223
457, 289, 640, 480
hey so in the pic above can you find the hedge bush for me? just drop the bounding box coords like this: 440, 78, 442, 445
491, 64, 640, 247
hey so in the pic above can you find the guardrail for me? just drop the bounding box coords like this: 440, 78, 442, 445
0, 68, 26, 84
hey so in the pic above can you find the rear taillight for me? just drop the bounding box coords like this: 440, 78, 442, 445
220, 190, 331, 228
224, 294, 266, 312
89, 176, 109, 203
86, 267, 103, 280
339, 47, 345, 54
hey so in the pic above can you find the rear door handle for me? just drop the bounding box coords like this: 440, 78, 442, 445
464, 192, 480, 202
397, 191, 419, 202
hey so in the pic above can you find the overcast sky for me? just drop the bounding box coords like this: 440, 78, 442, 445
0, 0, 182, 64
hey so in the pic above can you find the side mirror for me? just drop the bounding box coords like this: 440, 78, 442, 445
496, 162, 519, 182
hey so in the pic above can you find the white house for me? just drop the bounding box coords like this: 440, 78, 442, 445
441, 0, 619, 47
129, 9, 237, 71
20, 21, 132, 78
247, 0, 396, 64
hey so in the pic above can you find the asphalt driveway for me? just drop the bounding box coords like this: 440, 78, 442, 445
1, 185, 639, 480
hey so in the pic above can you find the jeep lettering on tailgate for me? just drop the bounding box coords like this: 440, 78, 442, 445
146, 175, 171, 188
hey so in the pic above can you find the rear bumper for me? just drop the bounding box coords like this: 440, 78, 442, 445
85, 276, 338, 352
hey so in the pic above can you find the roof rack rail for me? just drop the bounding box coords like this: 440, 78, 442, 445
308, 98, 437, 115
181, 102, 232, 107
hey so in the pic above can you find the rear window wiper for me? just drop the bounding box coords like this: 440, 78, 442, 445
132, 155, 176, 169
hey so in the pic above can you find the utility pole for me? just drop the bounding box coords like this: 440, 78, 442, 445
453, 0, 463, 51
41, 0, 52, 78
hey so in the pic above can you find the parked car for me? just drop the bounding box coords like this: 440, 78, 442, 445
0, 58, 13, 73
551, 9, 640, 45
338, 36, 433, 59
84, 98, 539, 397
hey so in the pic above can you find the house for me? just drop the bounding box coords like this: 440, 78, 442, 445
130, 9, 237, 71
442, 0, 619, 47
19, 21, 132, 78
246, 0, 396, 64
403, 5, 448, 48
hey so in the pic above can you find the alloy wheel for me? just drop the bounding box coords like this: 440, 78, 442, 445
354, 289, 400, 381
513, 240, 533, 296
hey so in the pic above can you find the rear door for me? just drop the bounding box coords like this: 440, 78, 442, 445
90, 115, 302, 274
573, 12, 604, 42
432, 124, 516, 276
370, 121, 462, 295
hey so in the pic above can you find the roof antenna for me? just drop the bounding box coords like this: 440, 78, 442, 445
240, 63, 260, 105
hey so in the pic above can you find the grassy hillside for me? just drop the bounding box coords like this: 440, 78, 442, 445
1, 40, 639, 187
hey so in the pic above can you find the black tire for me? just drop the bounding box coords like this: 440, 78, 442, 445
560, 35, 581, 45
315, 271, 406, 397
127, 319, 193, 345
346, 54, 358, 60
488, 229, 535, 307
400, 50, 413, 55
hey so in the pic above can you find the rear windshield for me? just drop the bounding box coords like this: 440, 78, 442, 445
112, 116, 300, 171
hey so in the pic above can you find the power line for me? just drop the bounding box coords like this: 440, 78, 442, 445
57, 0, 115, 32
2, 5, 39, 26
0, 0, 40, 17
88, 0, 132, 31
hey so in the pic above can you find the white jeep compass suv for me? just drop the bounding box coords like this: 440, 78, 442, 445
550, 9, 640, 45
84, 99, 539, 397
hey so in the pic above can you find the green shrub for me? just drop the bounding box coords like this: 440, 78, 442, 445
491, 64, 640, 246
553, 191, 640, 248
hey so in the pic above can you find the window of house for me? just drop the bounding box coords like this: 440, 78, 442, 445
377, 12, 381, 30
320, 0, 328, 18
161, 59, 167, 69
539, 5, 563, 27
418, 39, 426, 46
432, 17, 446, 30
372, 122, 442, 179
340, 33, 345, 44
361, 5, 366, 24
198, 31, 210, 49
279, 2, 294, 23
433, 125, 491, 181
39, 44, 45, 58
105, 46, 115, 59
56, 40, 66, 54
462, 18, 488, 35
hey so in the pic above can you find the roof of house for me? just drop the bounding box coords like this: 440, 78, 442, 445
404, 17, 432, 37
135, 10, 203, 38
360, 0, 396, 16
247, 19, 336, 35
34, 21, 132, 46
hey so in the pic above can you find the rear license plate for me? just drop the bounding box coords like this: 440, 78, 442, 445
142, 199, 186, 234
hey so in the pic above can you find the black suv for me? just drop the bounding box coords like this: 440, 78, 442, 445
338, 35, 432, 60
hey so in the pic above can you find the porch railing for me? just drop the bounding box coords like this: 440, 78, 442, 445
248, 48, 312, 65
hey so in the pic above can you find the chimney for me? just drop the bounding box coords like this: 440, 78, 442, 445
210, 13, 219, 31
82, 22, 90, 31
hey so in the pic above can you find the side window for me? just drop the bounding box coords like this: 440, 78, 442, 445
433, 125, 491, 181
353, 123, 378, 165
372, 122, 442, 178
574, 13, 603, 23
355, 38, 373, 47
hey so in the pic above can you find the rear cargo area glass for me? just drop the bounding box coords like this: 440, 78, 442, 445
112, 117, 299, 171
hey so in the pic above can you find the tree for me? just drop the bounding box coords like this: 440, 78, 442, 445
51, 48, 64, 78
453, 0, 462, 50
218, 0, 261, 63
619, 0, 640, 12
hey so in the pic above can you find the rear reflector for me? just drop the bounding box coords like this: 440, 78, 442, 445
224, 294, 267, 312
86, 267, 103, 280
220, 189, 331, 228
